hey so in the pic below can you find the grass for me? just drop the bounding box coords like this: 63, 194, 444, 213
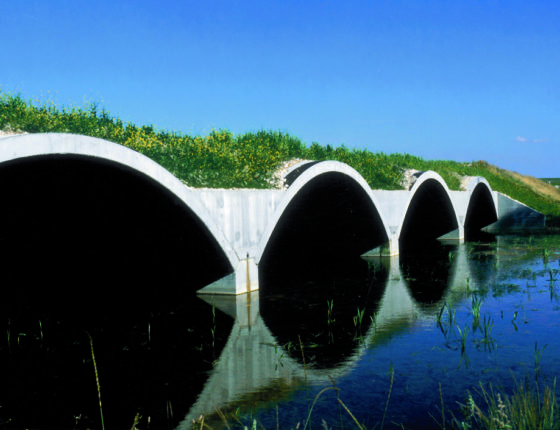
327, 300, 335, 326
481, 315, 494, 346
381, 362, 395, 430
457, 323, 470, 368
445, 379, 560, 430
471, 294, 483, 328
86, 332, 105, 430
534, 342, 548, 378
2, 91, 560, 224
542, 178, 560, 187
437, 302, 456, 342
353, 307, 365, 330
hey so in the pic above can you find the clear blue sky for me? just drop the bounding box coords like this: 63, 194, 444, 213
1, 1, 559, 177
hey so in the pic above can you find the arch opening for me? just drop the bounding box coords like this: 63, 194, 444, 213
464, 183, 498, 241
260, 172, 388, 277
259, 172, 388, 368
0, 154, 236, 427
0, 155, 233, 311
399, 178, 459, 251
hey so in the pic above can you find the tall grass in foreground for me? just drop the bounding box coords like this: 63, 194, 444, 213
444, 379, 559, 430
2, 91, 560, 222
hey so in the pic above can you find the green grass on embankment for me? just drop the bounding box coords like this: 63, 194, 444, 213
1, 91, 560, 225
542, 178, 560, 187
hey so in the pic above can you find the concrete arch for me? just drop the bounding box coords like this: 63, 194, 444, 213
255, 161, 391, 264
397, 171, 461, 248
463, 177, 498, 235
0, 133, 238, 270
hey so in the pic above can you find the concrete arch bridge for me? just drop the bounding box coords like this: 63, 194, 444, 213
0, 133, 543, 294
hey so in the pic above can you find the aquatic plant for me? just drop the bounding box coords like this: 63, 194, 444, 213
327, 300, 335, 326
17, 332, 26, 346
543, 248, 550, 264
478, 315, 495, 351
437, 302, 456, 344
381, 362, 395, 430
370, 312, 378, 329
457, 324, 469, 353
437, 304, 445, 326
167, 399, 174, 428
547, 268, 559, 284
550, 281, 559, 301
457, 323, 470, 369
471, 294, 483, 329
87, 332, 105, 430
534, 342, 548, 378
281, 382, 366, 430
131, 413, 142, 430
353, 307, 365, 329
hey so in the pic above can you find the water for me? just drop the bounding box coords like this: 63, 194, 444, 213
1, 235, 559, 429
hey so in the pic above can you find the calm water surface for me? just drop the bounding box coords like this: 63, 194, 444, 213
1, 235, 559, 429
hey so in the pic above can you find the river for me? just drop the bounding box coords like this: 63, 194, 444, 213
1, 234, 559, 429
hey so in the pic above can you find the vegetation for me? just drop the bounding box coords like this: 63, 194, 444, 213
441, 379, 560, 430
1, 91, 560, 224
542, 178, 560, 187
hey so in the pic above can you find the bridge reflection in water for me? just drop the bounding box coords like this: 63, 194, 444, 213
179, 240, 497, 428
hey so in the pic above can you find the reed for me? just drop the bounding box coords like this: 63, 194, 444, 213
534, 342, 548, 377
131, 413, 142, 430
353, 307, 365, 329
370, 311, 378, 329
547, 269, 559, 284
481, 315, 494, 345
381, 362, 395, 430
437, 302, 456, 344
86, 332, 105, 430
457, 324, 469, 353
471, 294, 483, 328
543, 248, 550, 264
456, 323, 470, 369
326, 300, 335, 326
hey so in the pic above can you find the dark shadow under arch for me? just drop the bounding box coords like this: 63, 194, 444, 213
464, 183, 498, 240
0, 154, 235, 428
258, 172, 388, 368
0, 154, 232, 312
399, 179, 458, 251
260, 172, 388, 268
